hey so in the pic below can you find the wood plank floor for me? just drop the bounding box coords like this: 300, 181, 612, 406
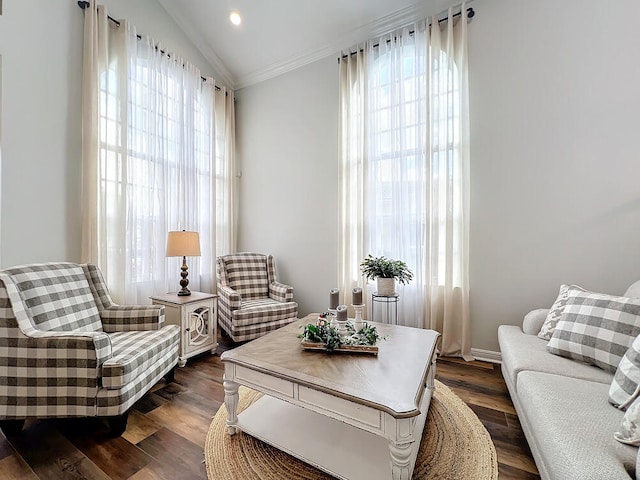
0, 335, 539, 479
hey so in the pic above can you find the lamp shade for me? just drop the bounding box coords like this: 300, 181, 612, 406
166, 231, 201, 257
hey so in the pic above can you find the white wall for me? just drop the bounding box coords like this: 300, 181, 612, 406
237, 0, 640, 352
468, 0, 640, 351
236, 56, 339, 316
0, 0, 219, 268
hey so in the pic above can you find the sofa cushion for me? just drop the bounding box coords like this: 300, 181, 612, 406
547, 287, 640, 373
517, 371, 636, 480
498, 325, 613, 390
610, 335, 640, 409
102, 325, 179, 389
5, 263, 102, 332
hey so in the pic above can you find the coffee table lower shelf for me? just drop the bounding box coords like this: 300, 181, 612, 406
235, 393, 430, 480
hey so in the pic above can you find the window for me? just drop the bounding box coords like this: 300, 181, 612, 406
92, 28, 234, 303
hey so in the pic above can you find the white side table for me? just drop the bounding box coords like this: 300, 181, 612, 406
150, 291, 218, 367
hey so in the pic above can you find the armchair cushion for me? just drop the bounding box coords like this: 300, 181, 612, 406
218, 253, 269, 300
102, 326, 179, 388
6, 263, 102, 332
233, 299, 298, 327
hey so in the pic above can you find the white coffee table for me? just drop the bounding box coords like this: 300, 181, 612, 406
221, 314, 439, 480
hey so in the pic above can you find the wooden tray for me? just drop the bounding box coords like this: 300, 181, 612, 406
300, 341, 378, 355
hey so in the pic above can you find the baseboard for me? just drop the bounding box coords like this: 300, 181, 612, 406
471, 348, 501, 364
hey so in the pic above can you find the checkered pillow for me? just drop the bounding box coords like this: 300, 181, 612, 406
547, 287, 640, 373
610, 335, 640, 409
538, 284, 571, 340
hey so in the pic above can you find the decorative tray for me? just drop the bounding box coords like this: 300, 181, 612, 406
300, 341, 379, 355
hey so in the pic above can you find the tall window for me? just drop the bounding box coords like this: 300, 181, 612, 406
83, 11, 235, 304
339, 7, 471, 358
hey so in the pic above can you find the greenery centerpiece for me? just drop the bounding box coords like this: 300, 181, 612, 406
360, 254, 413, 295
299, 313, 383, 353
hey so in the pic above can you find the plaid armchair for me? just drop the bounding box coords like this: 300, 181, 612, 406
0, 262, 179, 436
217, 253, 298, 342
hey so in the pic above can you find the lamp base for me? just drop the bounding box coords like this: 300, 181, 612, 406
177, 256, 191, 296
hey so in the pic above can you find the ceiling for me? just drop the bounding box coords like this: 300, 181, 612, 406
156, 0, 463, 90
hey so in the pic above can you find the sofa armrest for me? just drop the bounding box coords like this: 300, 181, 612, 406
101, 305, 165, 332
269, 282, 293, 302
218, 286, 242, 309
523, 308, 549, 335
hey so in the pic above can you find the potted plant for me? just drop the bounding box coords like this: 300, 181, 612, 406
360, 254, 413, 296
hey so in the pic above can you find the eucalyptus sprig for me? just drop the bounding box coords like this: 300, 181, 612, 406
344, 322, 385, 346
299, 323, 342, 352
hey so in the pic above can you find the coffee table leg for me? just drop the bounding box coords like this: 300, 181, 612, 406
389, 441, 412, 479
427, 355, 436, 390
223, 377, 239, 435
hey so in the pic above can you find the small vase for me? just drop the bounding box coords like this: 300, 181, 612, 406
376, 277, 396, 296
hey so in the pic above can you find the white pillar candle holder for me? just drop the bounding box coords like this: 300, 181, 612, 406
336, 305, 349, 338
352, 304, 365, 332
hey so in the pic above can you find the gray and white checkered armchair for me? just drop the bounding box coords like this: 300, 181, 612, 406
0, 262, 179, 436
217, 253, 298, 342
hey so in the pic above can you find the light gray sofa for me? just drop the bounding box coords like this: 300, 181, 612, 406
498, 281, 640, 480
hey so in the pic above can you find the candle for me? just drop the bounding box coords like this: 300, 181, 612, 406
352, 287, 362, 305
330, 288, 340, 309
336, 305, 348, 321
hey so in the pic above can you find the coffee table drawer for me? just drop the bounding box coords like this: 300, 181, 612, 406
235, 366, 295, 398
298, 385, 383, 432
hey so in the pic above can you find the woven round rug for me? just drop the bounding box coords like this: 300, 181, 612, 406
204, 380, 498, 480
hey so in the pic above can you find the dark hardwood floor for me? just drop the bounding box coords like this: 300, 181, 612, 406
0, 335, 539, 480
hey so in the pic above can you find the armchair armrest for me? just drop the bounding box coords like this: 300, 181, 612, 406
523, 308, 549, 335
269, 282, 293, 302
0, 330, 112, 419
14, 329, 112, 370
217, 286, 242, 310
101, 305, 165, 332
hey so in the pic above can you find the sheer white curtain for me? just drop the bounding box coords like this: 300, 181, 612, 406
338, 46, 367, 314
338, 6, 471, 358
81, 3, 235, 304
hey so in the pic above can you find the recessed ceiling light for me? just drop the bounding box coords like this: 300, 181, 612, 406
229, 11, 242, 26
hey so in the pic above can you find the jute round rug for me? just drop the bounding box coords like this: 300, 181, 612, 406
204, 380, 498, 479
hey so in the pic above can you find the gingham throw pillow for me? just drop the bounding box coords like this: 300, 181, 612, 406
538, 284, 572, 340
547, 287, 640, 373
610, 334, 640, 409
615, 395, 640, 446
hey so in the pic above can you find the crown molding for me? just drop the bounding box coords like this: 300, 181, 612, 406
158, 0, 465, 90
236, 2, 443, 89
156, 0, 237, 89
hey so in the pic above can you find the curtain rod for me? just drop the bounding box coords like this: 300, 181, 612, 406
338, 6, 475, 63
77, 1, 224, 92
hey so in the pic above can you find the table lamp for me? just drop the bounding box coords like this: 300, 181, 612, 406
166, 230, 201, 296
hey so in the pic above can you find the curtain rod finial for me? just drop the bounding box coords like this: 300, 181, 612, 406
78, 1, 90, 10
467, 7, 475, 18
